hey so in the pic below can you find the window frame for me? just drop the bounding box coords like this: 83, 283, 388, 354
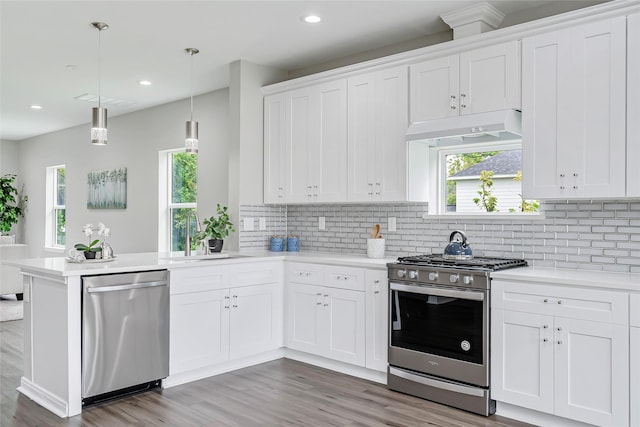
428, 140, 539, 216
45, 164, 66, 251
158, 149, 197, 252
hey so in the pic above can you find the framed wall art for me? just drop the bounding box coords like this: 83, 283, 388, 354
87, 167, 127, 209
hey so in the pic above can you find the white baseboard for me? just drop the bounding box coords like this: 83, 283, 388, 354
18, 377, 68, 418
283, 349, 387, 385
495, 402, 593, 427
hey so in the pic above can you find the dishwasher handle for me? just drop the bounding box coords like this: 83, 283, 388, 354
87, 280, 168, 294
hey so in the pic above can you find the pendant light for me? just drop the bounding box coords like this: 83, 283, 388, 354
185, 48, 199, 154
91, 22, 109, 145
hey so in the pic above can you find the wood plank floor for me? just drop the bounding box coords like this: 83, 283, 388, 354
1, 319, 533, 426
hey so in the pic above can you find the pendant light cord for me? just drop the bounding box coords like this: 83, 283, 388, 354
189, 51, 194, 121
97, 27, 102, 109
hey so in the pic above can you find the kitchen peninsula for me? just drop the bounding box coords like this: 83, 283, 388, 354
5, 251, 390, 418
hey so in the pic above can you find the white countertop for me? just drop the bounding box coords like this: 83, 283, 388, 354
492, 266, 640, 292
2, 250, 392, 277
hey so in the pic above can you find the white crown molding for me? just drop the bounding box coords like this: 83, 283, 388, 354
262, 0, 640, 95
440, 2, 506, 37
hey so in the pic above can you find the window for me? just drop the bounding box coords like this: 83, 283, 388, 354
430, 142, 539, 215
45, 165, 65, 249
158, 149, 197, 252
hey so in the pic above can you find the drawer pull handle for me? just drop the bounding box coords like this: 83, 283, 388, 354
557, 300, 563, 305
374, 290, 380, 294
543, 299, 549, 303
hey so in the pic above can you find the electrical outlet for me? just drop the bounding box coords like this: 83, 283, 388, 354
319, 217, 326, 230
243, 217, 254, 231
259, 217, 266, 231
388, 217, 397, 232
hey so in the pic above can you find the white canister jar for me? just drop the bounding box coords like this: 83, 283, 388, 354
367, 238, 385, 259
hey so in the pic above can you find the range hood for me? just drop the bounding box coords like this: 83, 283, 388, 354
406, 109, 522, 146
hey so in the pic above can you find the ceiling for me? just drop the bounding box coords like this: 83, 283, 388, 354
0, 0, 604, 142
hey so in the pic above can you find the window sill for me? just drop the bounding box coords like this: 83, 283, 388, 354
422, 213, 545, 220
43, 246, 65, 255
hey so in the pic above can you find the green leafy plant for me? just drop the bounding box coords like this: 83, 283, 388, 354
0, 174, 27, 234
509, 171, 540, 213
473, 170, 498, 212
198, 204, 235, 241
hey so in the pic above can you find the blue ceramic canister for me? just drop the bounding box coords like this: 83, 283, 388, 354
270, 236, 284, 252
287, 236, 300, 252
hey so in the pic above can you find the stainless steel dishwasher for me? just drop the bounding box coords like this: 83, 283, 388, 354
82, 270, 169, 405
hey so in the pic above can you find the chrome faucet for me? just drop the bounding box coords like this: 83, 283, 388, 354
184, 210, 201, 256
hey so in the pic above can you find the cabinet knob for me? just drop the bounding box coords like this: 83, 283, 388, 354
224, 305, 229, 309
460, 93, 466, 98
316, 293, 322, 296
573, 173, 578, 177
374, 280, 380, 284
560, 173, 565, 178
543, 298, 549, 303
450, 95, 456, 99
316, 302, 322, 305
374, 290, 380, 294
556, 326, 562, 331
573, 186, 578, 189
557, 340, 563, 345
324, 294, 329, 297
323, 304, 329, 307
232, 304, 238, 308
543, 338, 548, 342
543, 325, 549, 329
560, 186, 565, 190
451, 106, 456, 110
557, 300, 562, 305
460, 104, 467, 108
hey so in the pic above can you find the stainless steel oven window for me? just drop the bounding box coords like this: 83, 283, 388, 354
390, 282, 485, 365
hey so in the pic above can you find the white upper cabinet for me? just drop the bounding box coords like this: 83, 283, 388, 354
409, 40, 521, 123
522, 16, 627, 199
347, 66, 410, 202
265, 80, 348, 204
264, 93, 286, 203
628, 13, 640, 198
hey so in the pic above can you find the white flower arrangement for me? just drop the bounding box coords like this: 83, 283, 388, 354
75, 222, 111, 253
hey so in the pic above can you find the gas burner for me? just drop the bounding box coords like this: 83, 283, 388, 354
396, 254, 527, 271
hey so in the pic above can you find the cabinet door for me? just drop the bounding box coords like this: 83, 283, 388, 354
263, 93, 286, 203
347, 73, 377, 201
375, 66, 408, 202
631, 327, 640, 427
628, 13, 640, 197
459, 40, 520, 115
230, 284, 279, 359
491, 309, 554, 414
285, 87, 315, 203
316, 80, 348, 202
365, 270, 388, 372
323, 287, 365, 366
554, 318, 629, 427
522, 17, 626, 199
287, 283, 323, 355
170, 289, 230, 374
409, 55, 459, 122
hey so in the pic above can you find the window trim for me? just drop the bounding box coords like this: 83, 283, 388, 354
158, 148, 197, 252
428, 140, 539, 216
45, 165, 65, 251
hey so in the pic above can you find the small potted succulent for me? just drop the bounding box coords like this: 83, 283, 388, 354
197, 204, 235, 252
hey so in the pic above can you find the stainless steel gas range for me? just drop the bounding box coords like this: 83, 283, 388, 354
387, 254, 527, 416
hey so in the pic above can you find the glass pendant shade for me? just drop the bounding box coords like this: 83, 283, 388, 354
185, 120, 198, 153
91, 107, 108, 145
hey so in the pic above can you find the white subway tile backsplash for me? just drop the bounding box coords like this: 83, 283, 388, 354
239, 201, 640, 272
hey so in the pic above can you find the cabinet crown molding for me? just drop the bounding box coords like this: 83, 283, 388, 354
440, 2, 505, 39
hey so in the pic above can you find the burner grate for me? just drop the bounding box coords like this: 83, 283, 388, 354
396, 254, 527, 271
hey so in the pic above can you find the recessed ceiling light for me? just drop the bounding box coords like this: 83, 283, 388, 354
302, 15, 322, 24
66, 64, 79, 71
30, 105, 43, 110
138, 80, 152, 86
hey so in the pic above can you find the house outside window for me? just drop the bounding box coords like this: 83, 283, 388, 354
45, 165, 65, 249
431, 143, 539, 215
158, 149, 197, 252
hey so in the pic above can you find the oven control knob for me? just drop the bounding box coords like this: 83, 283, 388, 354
449, 274, 459, 283
428, 272, 438, 281
408, 270, 418, 279
396, 269, 406, 278
463, 275, 474, 285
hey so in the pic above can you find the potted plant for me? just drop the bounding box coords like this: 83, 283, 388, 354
74, 224, 103, 259
197, 204, 235, 252
0, 174, 27, 243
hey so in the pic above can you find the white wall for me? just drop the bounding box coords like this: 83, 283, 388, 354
17, 89, 229, 257
0, 139, 19, 175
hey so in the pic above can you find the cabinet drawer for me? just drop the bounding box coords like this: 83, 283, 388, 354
287, 262, 324, 285
170, 266, 228, 294
324, 266, 364, 292
631, 293, 640, 327
228, 262, 282, 287
492, 280, 628, 324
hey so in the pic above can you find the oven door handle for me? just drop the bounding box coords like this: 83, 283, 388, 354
389, 282, 485, 301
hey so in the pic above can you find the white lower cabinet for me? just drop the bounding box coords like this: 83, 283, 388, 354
286, 262, 376, 367
365, 269, 388, 372
169, 262, 283, 377
492, 280, 629, 427
630, 293, 640, 427
287, 282, 365, 366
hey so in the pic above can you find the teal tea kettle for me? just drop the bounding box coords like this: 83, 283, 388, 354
443, 230, 473, 260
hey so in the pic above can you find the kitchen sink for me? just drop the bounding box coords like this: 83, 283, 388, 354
158, 253, 251, 262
